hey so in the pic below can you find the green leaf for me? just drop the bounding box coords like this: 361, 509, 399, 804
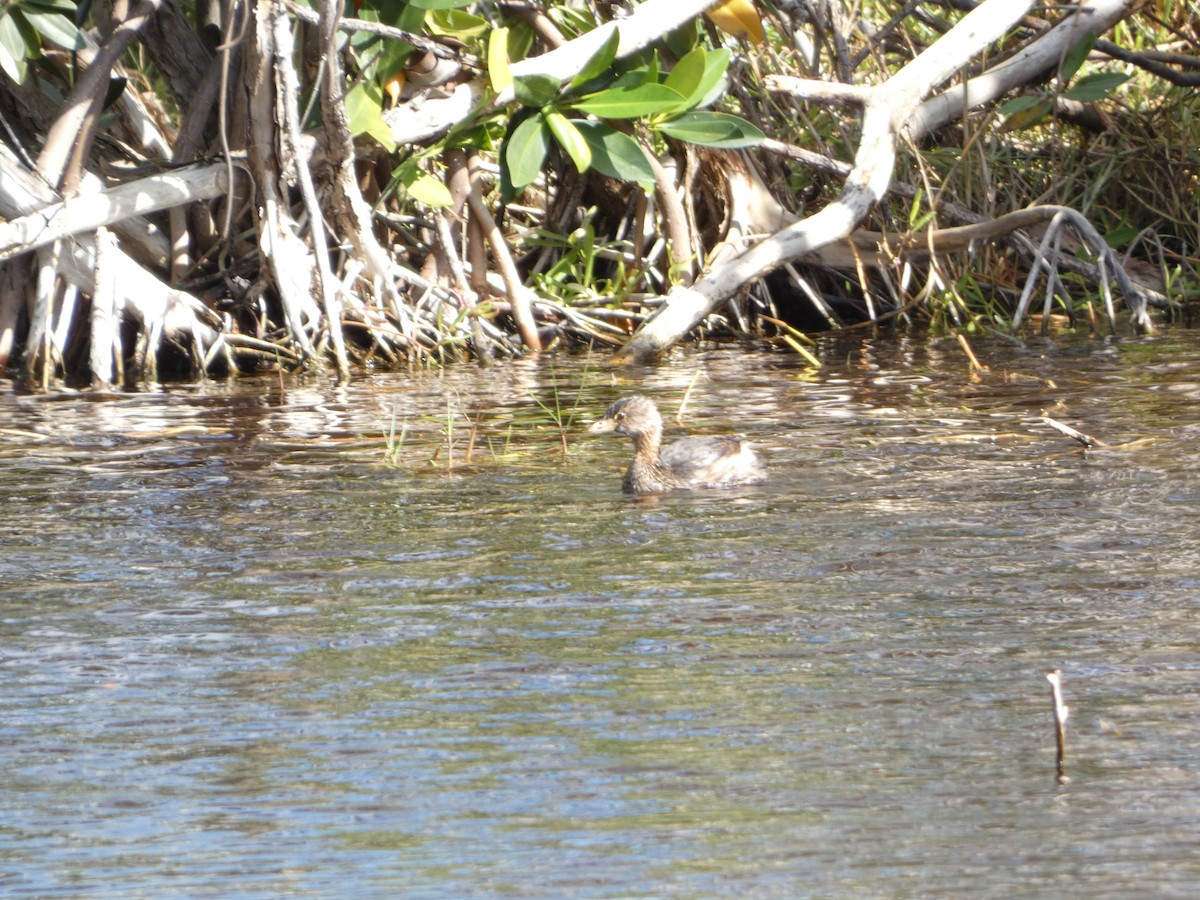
1060, 33, 1096, 85
504, 20, 536, 65
998, 95, 1046, 115
663, 47, 706, 107
403, 169, 453, 207
573, 121, 656, 187
570, 83, 686, 119
504, 113, 550, 189
644, 51, 659, 87
665, 47, 732, 111
692, 48, 731, 109
356, 0, 428, 34
21, 0, 78, 20
1063, 71, 1130, 102
23, 6, 81, 47
999, 97, 1053, 132
656, 111, 763, 148
662, 20, 698, 61
906, 189, 929, 230
372, 0, 413, 24
370, 42, 415, 84
345, 81, 397, 152
426, 8, 489, 40
488, 27, 512, 93
1104, 225, 1140, 249
513, 72, 560, 107
0, 13, 28, 84
568, 28, 619, 93
544, 110, 592, 173
395, 1, 428, 32
404, 0, 477, 10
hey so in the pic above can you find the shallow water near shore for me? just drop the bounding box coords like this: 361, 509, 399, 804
4, 330, 1200, 897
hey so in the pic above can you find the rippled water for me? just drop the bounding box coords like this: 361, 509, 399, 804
4, 332, 1200, 897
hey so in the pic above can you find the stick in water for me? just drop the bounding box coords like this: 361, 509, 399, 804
1046, 670, 1070, 784
1041, 416, 1105, 449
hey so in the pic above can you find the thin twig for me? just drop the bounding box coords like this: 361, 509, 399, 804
1046, 670, 1070, 784
1041, 416, 1105, 449
956, 332, 987, 376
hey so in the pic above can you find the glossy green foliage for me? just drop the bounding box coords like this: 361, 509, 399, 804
499, 40, 762, 191
0, 0, 83, 84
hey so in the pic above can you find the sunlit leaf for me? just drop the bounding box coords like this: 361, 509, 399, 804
504, 19, 535, 66
21, 7, 83, 49
656, 111, 763, 148
568, 28, 619, 93
570, 83, 686, 119
402, 169, 453, 207
544, 110, 592, 173
0, 13, 28, 84
704, 0, 764, 44
356, 39, 413, 84
426, 8, 488, 40
357, 0, 428, 34
664, 47, 705, 106
644, 51, 659, 87
573, 121, 656, 187
692, 48, 731, 109
22, 0, 76, 12
404, 0, 477, 10
1063, 71, 1130, 102
504, 113, 550, 189
345, 81, 397, 151
395, 1, 428, 31
488, 27, 512, 93
606, 66, 652, 92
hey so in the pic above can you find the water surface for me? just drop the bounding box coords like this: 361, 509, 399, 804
3, 332, 1200, 897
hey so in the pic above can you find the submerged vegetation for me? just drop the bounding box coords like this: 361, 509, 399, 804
0, 0, 1196, 389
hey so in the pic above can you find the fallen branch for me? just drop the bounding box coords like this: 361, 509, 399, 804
0, 143, 223, 384
908, 0, 1141, 140
615, 0, 1037, 361
1041, 416, 1105, 449
0, 162, 240, 261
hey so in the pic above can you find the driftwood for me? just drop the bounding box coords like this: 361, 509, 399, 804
0, 162, 237, 262
0, 144, 223, 383
908, 0, 1138, 139
615, 0, 1145, 360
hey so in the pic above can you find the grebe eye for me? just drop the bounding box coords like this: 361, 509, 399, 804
615, 412, 625, 420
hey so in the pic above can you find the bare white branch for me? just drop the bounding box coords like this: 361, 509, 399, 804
617, 0, 1038, 360
0, 163, 237, 261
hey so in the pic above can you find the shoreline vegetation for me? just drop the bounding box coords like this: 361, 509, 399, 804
0, 0, 1194, 390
